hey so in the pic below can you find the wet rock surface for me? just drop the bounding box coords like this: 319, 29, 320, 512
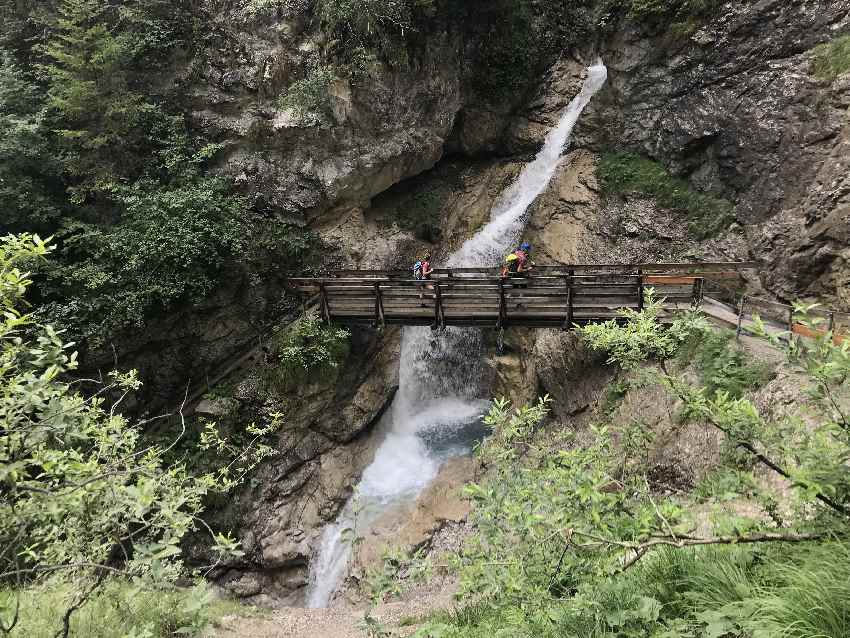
189, 328, 401, 606
578, 0, 850, 306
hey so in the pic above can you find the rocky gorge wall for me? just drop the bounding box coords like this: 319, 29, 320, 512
175, 0, 850, 606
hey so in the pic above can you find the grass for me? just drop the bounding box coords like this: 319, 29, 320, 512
811, 35, 850, 82
419, 542, 850, 638
598, 152, 736, 239
0, 580, 258, 638
677, 328, 775, 398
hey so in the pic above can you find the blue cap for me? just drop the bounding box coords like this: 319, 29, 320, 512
520, 243, 531, 251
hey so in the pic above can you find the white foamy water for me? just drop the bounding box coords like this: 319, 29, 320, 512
306, 60, 608, 608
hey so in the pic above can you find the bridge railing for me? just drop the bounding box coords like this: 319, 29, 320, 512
288, 269, 713, 329
310, 261, 756, 282
703, 279, 850, 344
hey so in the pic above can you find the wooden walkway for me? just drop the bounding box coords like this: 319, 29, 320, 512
288, 263, 754, 329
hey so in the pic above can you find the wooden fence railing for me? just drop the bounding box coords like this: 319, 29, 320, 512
703, 279, 850, 345
289, 270, 712, 329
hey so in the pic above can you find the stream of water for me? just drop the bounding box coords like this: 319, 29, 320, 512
306, 60, 608, 608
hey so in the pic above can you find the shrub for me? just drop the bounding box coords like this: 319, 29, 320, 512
314, 0, 433, 67
811, 35, 850, 82
268, 318, 350, 390
679, 328, 774, 398
400, 299, 850, 638
598, 152, 736, 239
39, 177, 249, 344
577, 289, 710, 369
278, 65, 337, 117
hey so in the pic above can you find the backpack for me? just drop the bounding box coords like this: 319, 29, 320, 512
506, 253, 520, 274
515, 250, 528, 269
413, 261, 423, 280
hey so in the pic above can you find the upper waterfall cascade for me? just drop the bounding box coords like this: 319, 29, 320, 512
305, 60, 608, 608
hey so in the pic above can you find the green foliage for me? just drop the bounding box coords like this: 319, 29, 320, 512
811, 35, 850, 82
0, 0, 313, 350
0, 580, 254, 638
598, 153, 736, 239
38, 0, 192, 200
315, 0, 432, 66
278, 65, 337, 118
550, 541, 850, 638
267, 318, 350, 390
0, 51, 65, 232
577, 289, 710, 369
365, 546, 432, 605
678, 328, 774, 399
0, 235, 278, 636
40, 177, 248, 343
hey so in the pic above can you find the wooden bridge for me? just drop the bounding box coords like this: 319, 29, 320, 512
287, 263, 755, 330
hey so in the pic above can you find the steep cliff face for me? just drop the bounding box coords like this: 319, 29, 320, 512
188, 326, 401, 606
580, 0, 850, 305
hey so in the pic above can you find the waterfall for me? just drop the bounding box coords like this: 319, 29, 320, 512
306, 60, 608, 608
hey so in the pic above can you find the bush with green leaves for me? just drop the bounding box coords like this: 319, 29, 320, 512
0, 235, 277, 637
0, 52, 65, 233
811, 35, 850, 82
315, 0, 431, 65
278, 65, 337, 117
577, 289, 710, 369
39, 177, 248, 344
598, 152, 736, 239
268, 318, 351, 390
678, 328, 774, 399
1, 0, 313, 352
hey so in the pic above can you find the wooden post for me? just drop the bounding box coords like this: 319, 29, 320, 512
637, 269, 644, 312
828, 312, 836, 334
374, 282, 385, 329
692, 277, 704, 309
563, 271, 574, 331
433, 282, 444, 330
788, 307, 795, 334
498, 278, 507, 330
319, 283, 331, 325
736, 295, 746, 340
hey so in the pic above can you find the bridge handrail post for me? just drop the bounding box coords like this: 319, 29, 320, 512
736, 295, 747, 340
374, 282, 385, 329
563, 270, 574, 331
637, 269, 644, 312
434, 281, 444, 330
498, 277, 507, 330
692, 277, 705, 309
319, 283, 331, 325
